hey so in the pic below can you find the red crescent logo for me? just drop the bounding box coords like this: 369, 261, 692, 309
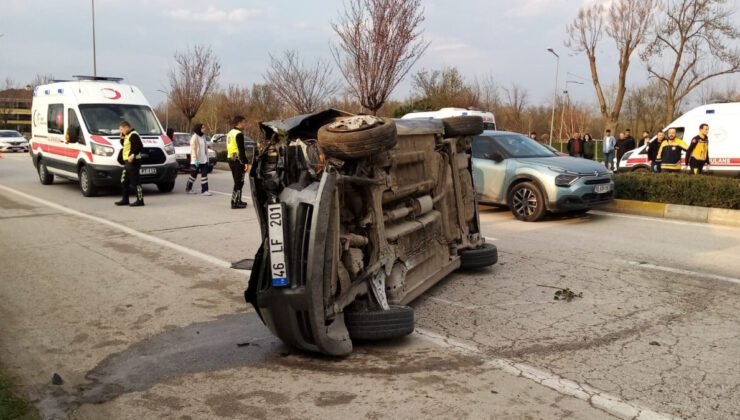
102, 88, 122, 100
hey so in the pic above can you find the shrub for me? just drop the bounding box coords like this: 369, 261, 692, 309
613, 172, 740, 209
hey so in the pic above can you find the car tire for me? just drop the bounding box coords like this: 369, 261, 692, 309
38, 160, 54, 185
631, 166, 650, 173
343, 305, 414, 341
441, 116, 484, 137
317, 116, 397, 160
157, 181, 176, 193
508, 181, 546, 222
79, 165, 98, 197
459, 243, 498, 269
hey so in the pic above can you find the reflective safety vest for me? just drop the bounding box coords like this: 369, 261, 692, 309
227, 128, 242, 159
123, 130, 142, 160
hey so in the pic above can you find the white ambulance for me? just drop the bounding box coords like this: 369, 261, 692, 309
619, 102, 740, 177
402, 107, 496, 130
30, 76, 178, 196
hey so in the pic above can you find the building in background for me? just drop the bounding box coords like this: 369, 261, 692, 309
0, 88, 33, 136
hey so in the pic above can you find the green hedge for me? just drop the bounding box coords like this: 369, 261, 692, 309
613, 172, 740, 210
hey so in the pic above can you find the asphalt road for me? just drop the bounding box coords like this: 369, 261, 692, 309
1, 152, 738, 419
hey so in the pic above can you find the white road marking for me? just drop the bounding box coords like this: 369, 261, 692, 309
415, 328, 674, 420
210, 189, 252, 201
484, 236, 498, 242
619, 259, 740, 286
426, 296, 479, 310
0, 184, 239, 270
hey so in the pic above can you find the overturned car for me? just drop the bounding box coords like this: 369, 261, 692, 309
245, 109, 497, 356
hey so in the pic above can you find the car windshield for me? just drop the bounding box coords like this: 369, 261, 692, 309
0, 131, 23, 138
490, 133, 556, 158
78, 104, 162, 136
173, 133, 191, 147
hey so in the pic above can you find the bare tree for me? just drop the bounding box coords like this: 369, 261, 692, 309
264, 50, 340, 115
500, 83, 530, 133
642, 0, 740, 124
412, 67, 480, 109
30, 74, 55, 88
331, 0, 430, 115
566, 0, 657, 133
168, 44, 221, 130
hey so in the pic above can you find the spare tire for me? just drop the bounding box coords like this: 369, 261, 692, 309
459, 243, 498, 269
442, 116, 484, 137
344, 305, 414, 341
318, 116, 397, 160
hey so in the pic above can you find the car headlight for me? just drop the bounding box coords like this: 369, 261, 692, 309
91, 142, 114, 157
175, 153, 186, 159
548, 166, 580, 175
208, 149, 216, 158
164, 143, 175, 155
555, 174, 580, 187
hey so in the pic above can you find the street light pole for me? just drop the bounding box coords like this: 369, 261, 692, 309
547, 48, 560, 147
91, 0, 97, 77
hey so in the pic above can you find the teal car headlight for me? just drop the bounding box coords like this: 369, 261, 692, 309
555, 174, 580, 187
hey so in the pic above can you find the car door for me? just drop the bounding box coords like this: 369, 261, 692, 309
472, 136, 508, 204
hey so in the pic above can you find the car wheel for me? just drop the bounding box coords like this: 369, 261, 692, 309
441, 116, 484, 137
157, 181, 176, 193
508, 182, 546, 222
79, 165, 98, 197
632, 166, 650, 173
38, 160, 54, 185
343, 305, 414, 341
317, 116, 397, 160
459, 243, 498, 269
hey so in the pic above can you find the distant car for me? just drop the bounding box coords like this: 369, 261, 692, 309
173, 132, 217, 172
211, 133, 226, 143
0, 130, 29, 152
472, 130, 614, 221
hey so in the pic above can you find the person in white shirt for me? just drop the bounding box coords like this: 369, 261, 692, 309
185, 123, 212, 196
602, 129, 616, 171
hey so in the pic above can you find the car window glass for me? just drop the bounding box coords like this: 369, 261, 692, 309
491, 133, 556, 158
472, 136, 500, 158
47, 104, 64, 134
68, 109, 85, 145
78, 104, 162, 136
0, 131, 23, 138
173, 133, 190, 146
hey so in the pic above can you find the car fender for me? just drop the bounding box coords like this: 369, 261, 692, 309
505, 172, 552, 211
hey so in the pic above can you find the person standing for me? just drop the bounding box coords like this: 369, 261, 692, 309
647, 131, 664, 172
226, 116, 250, 209
602, 129, 616, 171
625, 129, 635, 148
638, 131, 650, 148
582, 133, 595, 160
568, 132, 584, 157
685, 123, 710, 175
657, 128, 688, 173
185, 123, 212, 196
529, 132, 538, 141
166, 128, 175, 143
115, 121, 144, 207
615, 132, 635, 170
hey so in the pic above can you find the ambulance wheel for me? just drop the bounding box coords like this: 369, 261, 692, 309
157, 181, 176, 193
38, 160, 54, 185
79, 165, 98, 197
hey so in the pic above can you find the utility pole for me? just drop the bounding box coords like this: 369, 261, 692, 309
547, 48, 559, 146
92, 0, 97, 77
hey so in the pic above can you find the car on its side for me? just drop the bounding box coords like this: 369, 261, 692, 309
0, 130, 29, 152
472, 130, 614, 221
173, 132, 217, 172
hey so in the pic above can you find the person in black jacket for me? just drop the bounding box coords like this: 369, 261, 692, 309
647, 131, 664, 172
615, 132, 635, 170
115, 120, 145, 206
567, 132, 584, 157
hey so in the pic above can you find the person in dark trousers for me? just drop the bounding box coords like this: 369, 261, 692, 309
615, 132, 635, 170
638, 131, 650, 147
647, 131, 664, 172
686, 123, 710, 174
226, 116, 250, 209
567, 132, 584, 157
582, 133, 595, 160
602, 129, 616, 171
115, 120, 144, 206
185, 123, 212, 195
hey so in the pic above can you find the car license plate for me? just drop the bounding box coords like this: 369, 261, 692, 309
595, 184, 612, 193
139, 167, 157, 175
267, 203, 289, 287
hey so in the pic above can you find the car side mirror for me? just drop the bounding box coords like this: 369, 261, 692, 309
484, 152, 504, 162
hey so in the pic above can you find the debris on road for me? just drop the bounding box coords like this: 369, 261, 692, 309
51, 373, 64, 385
537, 284, 583, 302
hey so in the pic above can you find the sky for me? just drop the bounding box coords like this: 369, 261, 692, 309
1, 0, 739, 109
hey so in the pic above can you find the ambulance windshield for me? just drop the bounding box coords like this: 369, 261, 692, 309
79, 104, 162, 136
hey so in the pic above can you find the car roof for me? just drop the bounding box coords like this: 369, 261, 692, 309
480, 130, 525, 136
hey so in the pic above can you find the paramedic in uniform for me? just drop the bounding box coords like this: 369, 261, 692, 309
686, 123, 710, 174
226, 116, 250, 209
656, 128, 688, 173
116, 120, 145, 206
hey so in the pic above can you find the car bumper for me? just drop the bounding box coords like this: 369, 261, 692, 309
176, 156, 217, 170
86, 162, 179, 187
550, 178, 614, 211
0, 144, 29, 152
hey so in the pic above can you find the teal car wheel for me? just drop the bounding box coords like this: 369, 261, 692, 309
509, 182, 546, 222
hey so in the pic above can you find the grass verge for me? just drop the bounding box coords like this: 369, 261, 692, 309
0, 372, 38, 420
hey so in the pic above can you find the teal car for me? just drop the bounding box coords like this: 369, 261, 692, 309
473, 131, 614, 221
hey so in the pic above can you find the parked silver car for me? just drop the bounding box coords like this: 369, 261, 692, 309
0, 130, 29, 152
472, 131, 614, 221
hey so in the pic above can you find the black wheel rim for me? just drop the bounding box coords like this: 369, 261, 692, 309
512, 187, 538, 217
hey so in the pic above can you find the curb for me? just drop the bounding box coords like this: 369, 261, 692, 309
599, 199, 740, 228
